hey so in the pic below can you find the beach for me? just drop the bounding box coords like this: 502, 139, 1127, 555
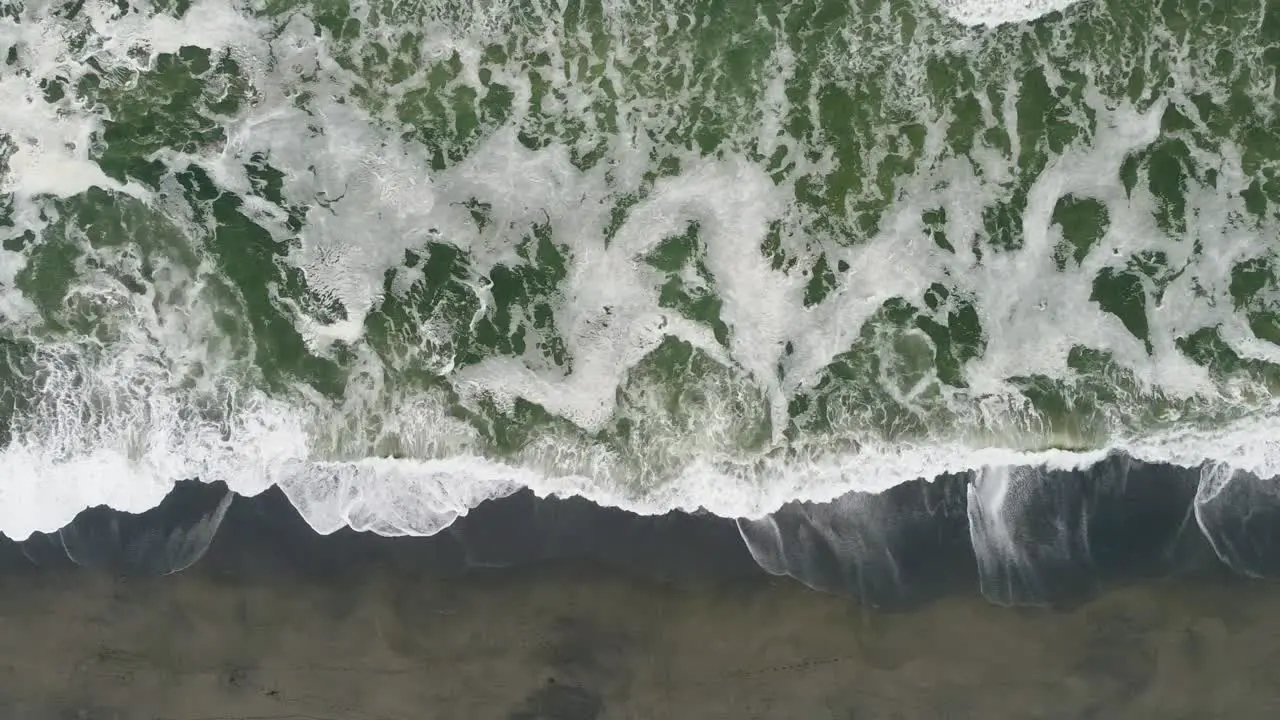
2, 487, 1280, 720
4, 1, 1280, 717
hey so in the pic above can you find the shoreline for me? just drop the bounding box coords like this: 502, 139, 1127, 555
3, 483, 1280, 718
4, 463, 1280, 717
10, 454, 1262, 607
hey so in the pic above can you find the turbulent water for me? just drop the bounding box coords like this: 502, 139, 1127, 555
0, 0, 1278, 545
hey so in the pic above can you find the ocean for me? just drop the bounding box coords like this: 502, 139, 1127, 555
2, 0, 1280, 616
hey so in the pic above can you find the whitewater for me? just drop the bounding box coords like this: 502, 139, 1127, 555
1, 0, 1279, 544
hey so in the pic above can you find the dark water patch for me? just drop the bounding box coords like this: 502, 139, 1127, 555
744, 454, 1223, 609
21, 479, 231, 575
451, 489, 761, 580
737, 474, 975, 609
2, 482, 762, 590
968, 455, 1214, 607
1194, 465, 1280, 579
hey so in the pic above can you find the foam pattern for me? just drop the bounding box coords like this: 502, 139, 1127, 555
0, 0, 1278, 540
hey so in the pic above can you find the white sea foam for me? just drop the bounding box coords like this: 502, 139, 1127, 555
7, 371, 1280, 542
0, 18, 137, 200
0, 0, 1278, 544
931, 0, 1086, 27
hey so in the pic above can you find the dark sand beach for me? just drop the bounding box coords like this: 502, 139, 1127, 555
5, 2, 1280, 717
4, 477, 1280, 720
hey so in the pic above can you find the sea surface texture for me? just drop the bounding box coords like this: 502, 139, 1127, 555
1, 0, 1278, 557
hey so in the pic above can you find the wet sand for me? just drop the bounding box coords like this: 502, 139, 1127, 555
3, 480, 1280, 719
4, 546, 1280, 716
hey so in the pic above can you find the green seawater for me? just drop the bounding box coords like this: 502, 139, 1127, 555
0, 0, 1278, 523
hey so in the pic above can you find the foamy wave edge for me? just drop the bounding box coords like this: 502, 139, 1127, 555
3, 413, 1276, 542
932, 0, 1087, 27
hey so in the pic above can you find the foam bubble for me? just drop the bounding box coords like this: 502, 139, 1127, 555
931, 0, 1086, 27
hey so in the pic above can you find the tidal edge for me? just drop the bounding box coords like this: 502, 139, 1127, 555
10, 451, 1280, 609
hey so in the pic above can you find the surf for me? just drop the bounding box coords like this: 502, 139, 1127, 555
0, 0, 1278, 541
